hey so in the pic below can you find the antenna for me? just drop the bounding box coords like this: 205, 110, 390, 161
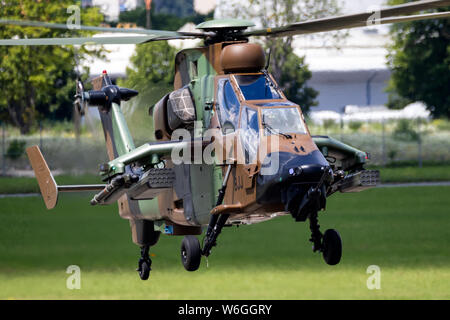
265, 48, 272, 70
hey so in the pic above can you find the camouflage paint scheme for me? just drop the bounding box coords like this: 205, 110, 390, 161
22, 20, 374, 248
91, 31, 370, 244
13, 3, 449, 274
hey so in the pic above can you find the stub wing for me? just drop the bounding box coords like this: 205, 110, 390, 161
90, 168, 175, 206
90, 138, 212, 205
311, 136, 380, 194
312, 135, 368, 171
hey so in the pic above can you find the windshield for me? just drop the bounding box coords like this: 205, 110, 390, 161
261, 107, 307, 136
234, 74, 281, 100
240, 106, 259, 164
217, 78, 240, 133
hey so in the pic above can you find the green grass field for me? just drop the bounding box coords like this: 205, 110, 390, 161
0, 174, 103, 194
374, 165, 450, 183
0, 187, 449, 299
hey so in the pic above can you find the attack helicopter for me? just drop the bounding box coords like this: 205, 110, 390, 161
2, 0, 449, 280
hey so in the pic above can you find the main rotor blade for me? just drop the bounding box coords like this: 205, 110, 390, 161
377, 11, 450, 24
0, 34, 193, 46
244, 0, 450, 37
0, 19, 207, 38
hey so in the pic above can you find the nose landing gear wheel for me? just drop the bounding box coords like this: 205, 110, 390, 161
322, 229, 342, 265
181, 235, 202, 271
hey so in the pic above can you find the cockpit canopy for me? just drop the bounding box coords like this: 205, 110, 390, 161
234, 74, 281, 100
215, 72, 309, 164
215, 72, 307, 135
261, 107, 307, 136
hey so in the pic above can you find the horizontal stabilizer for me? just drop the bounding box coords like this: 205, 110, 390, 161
26, 146, 58, 209
26, 145, 106, 209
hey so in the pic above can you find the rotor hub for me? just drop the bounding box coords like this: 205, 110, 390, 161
196, 19, 254, 44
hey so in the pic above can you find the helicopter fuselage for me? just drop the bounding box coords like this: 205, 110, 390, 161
110, 41, 369, 234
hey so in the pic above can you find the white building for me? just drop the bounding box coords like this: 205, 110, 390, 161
215, 0, 392, 112
310, 102, 431, 125
84, 0, 139, 21
295, 0, 392, 112
295, 26, 392, 112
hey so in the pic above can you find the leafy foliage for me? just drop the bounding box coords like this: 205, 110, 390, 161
277, 49, 318, 112
322, 118, 337, 132
386, 0, 450, 118
117, 41, 175, 143
393, 119, 419, 142
118, 41, 177, 90
0, 1, 104, 134
348, 121, 363, 132
5, 139, 26, 160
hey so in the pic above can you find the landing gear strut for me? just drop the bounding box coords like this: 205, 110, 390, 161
308, 211, 323, 252
132, 220, 160, 280
136, 245, 152, 280
307, 211, 342, 265
201, 164, 233, 259
202, 213, 230, 257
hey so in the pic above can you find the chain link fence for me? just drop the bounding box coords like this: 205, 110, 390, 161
1, 118, 450, 176
0, 123, 108, 176
308, 118, 450, 167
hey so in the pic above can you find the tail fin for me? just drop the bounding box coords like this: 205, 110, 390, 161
92, 71, 136, 160
26, 146, 58, 209
26, 146, 106, 210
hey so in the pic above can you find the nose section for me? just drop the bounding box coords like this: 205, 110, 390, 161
256, 151, 331, 205
287, 163, 329, 182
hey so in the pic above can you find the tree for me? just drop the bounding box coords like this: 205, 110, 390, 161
117, 41, 177, 143
278, 49, 318, 112
119, 41, 177, 90
386, 0, 450, 118
216, 0, 344, 114
0, 1, 104, 134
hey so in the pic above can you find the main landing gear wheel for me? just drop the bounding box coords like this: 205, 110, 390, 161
181, 235, 202, 271
322, 229, 342, 265
307, 212, 342, 266
138, 259, 151, 280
